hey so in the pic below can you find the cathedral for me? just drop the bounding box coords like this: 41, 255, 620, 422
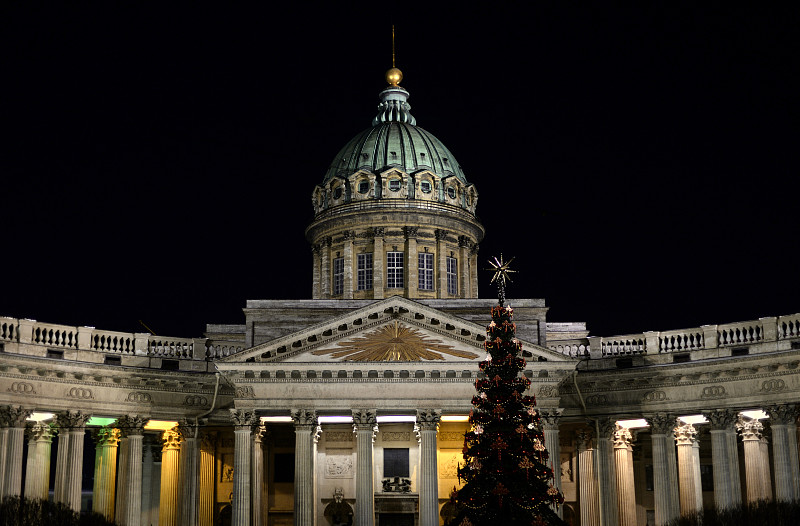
1, 65, 799, 526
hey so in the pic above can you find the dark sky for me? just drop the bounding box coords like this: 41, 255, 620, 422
3, 5, 798, 339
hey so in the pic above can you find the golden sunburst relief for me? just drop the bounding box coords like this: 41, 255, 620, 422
311, 321, 479, 361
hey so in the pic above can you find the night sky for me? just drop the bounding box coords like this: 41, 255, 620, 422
4, 5, 798, 339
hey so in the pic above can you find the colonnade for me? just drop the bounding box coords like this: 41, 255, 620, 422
575, 406, 800, 526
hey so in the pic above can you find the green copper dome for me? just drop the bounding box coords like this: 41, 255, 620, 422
321, 85, 468, 185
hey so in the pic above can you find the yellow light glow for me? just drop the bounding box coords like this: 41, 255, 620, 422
261, 416, 293, 423
740, 410, 768, 420
441, 415, 469, 422
318, 416, 353, 424
27, 412, 55, 422
377, 415, 416, 423
144, 420, 178, 431
617, 419, 649, 429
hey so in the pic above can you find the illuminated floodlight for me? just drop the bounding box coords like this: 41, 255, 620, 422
26, 412, 55, 422
616, 419, 649, 429
144, 420, 178, 431
377, 415, 417, 423
261, 416, 293, 423
441, 415, 469, 422
318, 416, 353, 424
740, 410, 768, 420
678, 415, 708, 425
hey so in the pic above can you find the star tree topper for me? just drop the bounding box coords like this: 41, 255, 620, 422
487, 254, 516, 306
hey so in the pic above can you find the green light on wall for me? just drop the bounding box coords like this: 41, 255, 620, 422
87, 417, 117, 427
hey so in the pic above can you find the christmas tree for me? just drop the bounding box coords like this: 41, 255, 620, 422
446, 256, 566, 526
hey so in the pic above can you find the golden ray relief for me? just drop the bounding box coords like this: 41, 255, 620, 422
311, 321, 479, 361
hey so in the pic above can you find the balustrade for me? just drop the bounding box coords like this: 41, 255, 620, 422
659, 329, 704, 352
718, 321, 763, 346
778, 314, 800, 339
91, 330, 134, 353
601, 335, 646, 356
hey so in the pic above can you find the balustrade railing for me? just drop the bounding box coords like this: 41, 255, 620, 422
778, 314, 800, 339
717, 320, 762, 346
206, 341, 246, 359
600, 335, 646, 356
91, 330, 135, 353
1, 317, 17, 341
547, 340, 590, 357
33, 323, 78, 349
659, 328, 704, 352
148, 337, 194, 358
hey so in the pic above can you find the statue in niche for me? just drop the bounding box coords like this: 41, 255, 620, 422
323, 487, 353, 526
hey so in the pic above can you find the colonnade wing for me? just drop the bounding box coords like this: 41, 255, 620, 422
214, 296, 577, 411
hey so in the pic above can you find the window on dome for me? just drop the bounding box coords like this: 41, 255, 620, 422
333, 257, 344, 295
447, 256, 458, 295
419, 253, 434, 291
387, 252, 404, 289
357, 253, 373, 290
447, 186, 456, 199
389, 179, 401, 192
420, 180, 432, 194
333, 187, 343, 200
358, 181, 370, 194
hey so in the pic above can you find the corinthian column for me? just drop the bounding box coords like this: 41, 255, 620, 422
230, 409, 257, 526
0, 405, 33, 497
24, 422, 53, 500
178, 420, 201, 526
252, 425, 268, 526
736, 417, 768, 503
766, 404, 800, 502
159, 428, 182, 526
576, 429, 599, 526
292, 409, 317, 526
54, 410, 91, 511
647, 413, 679, 526
613, 424, 636, 526
703, 409, 740, 510
540, 409, 563, 518
416, 409, 441, 526
117, 414, 146, 526
595, 418, 619, 526
352, 409, 377, 526
92, 426, 120, 521
199, 432, 217, 526
675, 423, 702, 516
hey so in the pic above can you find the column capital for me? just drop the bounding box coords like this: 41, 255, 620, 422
458, 235, 472, 248
29, 421, 54, 442
403, 226, 418, 239
416, 409, 441, 430
114, 414, 146, 436
93, 426, 121, 447
291, 408, 317, 428
372, 226, 385, 238
351, 409, 377, 428
55, 410, 91, 431
200, 431, 218, 451
613, 424, 633, 450
539, 408, 563, 431
0, 405, 33, 427
434, 229, 448, 241
597, 417, 617, 439
736, 416, 764, 441
674, 423, 698, 445
702, 409, 739, 430
177, 418, 202, 439
575, 427, 594, 449
161, 428, 182, 451
229, 409, 258, 430
646, 413, 678, 435
766, 404, 800, 425
342, 230, 356, 241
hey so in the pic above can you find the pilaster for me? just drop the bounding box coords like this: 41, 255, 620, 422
458, 236, 470, 298
343, 231, 355, 299
252, 425, 269, 526
435, 229, 447, 298
372, 228, 385, 299
404, 227, 419, 296
320, 236, 332, 298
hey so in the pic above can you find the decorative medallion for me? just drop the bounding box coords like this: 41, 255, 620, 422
311, 321, 478, 361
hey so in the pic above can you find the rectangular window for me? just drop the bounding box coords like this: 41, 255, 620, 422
418, 253, 434, 290
383, 448, 410, 478
387, 251, 404, 288
333, 257, 344, 295
357, 253, 373, 290
447, 256, 458, 295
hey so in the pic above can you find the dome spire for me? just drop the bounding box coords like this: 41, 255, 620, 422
373, 25, 416, 126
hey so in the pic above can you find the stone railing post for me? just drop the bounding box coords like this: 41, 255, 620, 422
17, 319, 35, 344
759, 316, 778, 341
587, 336, 602, 357
644, 331, 660, 353
701, 325, 718, 349
134, 333, 150, 355
77, 326, 94, 350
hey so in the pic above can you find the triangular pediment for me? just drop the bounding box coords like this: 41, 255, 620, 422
218, 296, 572, 364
